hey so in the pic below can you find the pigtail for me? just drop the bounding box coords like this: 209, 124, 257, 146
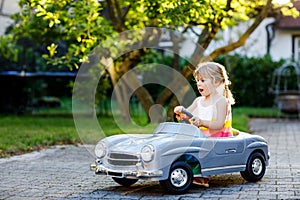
219, 63, 235, 105
225, 84, 235, 105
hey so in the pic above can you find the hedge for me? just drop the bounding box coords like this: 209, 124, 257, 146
215, 54, 285, 107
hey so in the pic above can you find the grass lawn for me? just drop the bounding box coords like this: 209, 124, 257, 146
232, 107, 278, 132
0, 116, 79, 157
0, 103, 279, 158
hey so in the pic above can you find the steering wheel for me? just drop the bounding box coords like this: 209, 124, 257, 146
175, 109, 194, 124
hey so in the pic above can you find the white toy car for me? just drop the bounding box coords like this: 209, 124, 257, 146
90, 110, 269, 194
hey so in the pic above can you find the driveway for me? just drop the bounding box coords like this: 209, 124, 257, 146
1, 118, 300, 199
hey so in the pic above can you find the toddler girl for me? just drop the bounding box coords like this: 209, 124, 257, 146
174, 61, 235, 186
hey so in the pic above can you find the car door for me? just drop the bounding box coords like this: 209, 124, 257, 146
199, 137, 246, 173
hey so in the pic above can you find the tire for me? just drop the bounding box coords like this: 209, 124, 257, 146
160, 161, 193, 194
241, 152, 266, 182
112, 177, 138, 187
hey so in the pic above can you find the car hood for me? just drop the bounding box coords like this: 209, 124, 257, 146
101, 122, 206, 154
103, 133, 187, 153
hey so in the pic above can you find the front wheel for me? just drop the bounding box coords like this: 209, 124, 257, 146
240, 152, 266, 182
112, 177, 138, 187
160, 161, 193, 194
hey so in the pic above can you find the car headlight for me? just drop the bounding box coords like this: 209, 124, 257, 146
95, 142, 107, 158
141, 145, 155, 162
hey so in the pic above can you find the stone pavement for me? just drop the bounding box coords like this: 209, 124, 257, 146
0, 118, 300, 200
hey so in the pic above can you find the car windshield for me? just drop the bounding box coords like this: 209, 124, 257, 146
154, 122, 206, 138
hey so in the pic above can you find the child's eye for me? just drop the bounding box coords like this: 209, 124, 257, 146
195, 77, 205, 83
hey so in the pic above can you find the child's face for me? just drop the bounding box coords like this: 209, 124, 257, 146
196, 76, 217, 97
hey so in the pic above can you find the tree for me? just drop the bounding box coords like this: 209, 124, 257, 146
7, 0, 299, 121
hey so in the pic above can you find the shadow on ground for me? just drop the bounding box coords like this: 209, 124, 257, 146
64, 173, 261, 199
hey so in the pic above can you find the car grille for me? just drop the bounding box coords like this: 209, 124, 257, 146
108, 153, 139, 166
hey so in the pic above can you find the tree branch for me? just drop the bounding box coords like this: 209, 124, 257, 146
106, 0, 126, 31
208, 0, 273, 60
112, 0, 123, 25
121, 4, 131, 22
106, 0, 118, 28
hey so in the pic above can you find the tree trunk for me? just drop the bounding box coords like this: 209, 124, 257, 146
121, 72, 166, 123
106, 58, 131, 122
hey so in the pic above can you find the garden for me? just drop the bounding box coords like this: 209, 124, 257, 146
0, 0, 298, 158
0, 55, 285, 158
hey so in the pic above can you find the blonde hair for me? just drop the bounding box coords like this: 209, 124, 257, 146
193, 62, 235, 105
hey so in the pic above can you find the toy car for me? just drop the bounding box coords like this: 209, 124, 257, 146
90, 110, 269, 194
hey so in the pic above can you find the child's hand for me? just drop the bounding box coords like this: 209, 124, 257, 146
174, 106, 185, 114
191, 116, 202, 127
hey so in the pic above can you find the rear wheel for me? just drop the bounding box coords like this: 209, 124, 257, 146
160, 161, 193, 194
112, 177, 138, 187
241, 152, 266, 182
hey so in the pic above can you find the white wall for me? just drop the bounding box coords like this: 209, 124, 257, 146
222, 18, 275, 58
240, 18, 274, 58
271, 29, 300, 61
0, 0, 20, 35
271, 30, 293, 60
204, 17, 300, 61
179, 18, 277, 60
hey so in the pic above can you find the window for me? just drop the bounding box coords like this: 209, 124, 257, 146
292, 35, 300, 61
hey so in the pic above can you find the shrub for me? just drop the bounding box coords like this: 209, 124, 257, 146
215, 54, 285, 107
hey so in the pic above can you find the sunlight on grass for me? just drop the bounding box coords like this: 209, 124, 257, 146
0, 114, 157, 157
0, 116, 79, 157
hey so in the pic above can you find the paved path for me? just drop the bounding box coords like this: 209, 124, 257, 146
0, 118, 300, 199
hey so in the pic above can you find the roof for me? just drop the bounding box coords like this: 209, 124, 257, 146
277, 1, 300, 29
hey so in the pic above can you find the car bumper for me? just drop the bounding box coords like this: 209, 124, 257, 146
90, 163, 163, 178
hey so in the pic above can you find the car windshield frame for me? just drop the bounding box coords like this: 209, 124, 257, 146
154, 122, 206, 138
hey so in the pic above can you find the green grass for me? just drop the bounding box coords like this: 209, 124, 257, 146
0, 100, 279, 158
0, 116, 79, 157
0, 114, 157, 158
232, 107, 280, 132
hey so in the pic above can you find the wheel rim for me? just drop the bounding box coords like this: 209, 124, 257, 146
170, 168, 188, 187
252, 158, 263, 175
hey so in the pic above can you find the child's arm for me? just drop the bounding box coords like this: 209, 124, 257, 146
174, 97, 200, 114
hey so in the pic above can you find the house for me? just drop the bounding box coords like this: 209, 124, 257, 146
219, 1, 300, 61
270, 1, 300, 61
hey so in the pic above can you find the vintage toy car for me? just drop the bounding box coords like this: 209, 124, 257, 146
90, 110, 269, 194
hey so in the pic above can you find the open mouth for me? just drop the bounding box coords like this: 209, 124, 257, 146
199, 88, 204, 93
